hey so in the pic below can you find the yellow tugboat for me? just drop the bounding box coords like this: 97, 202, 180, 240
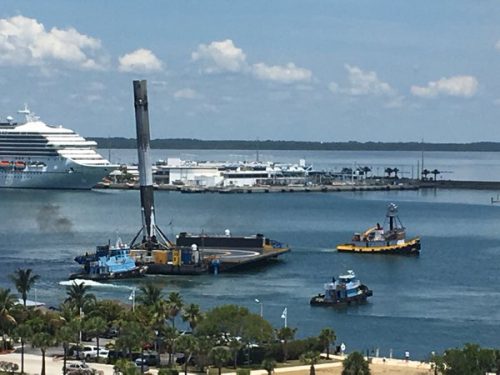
337, 203, 421, 255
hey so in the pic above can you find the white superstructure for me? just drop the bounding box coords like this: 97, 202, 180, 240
0, 106, 116, 189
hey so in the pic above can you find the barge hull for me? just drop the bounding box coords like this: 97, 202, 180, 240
337, 238, 420, 255
145, 263, 208, 275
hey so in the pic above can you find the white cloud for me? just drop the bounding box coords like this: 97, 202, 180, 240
384, 95, 405, 108
118, 48, 163, 73
328, 82, 340, 93
192, 39, 247, 73
495, 40, 500, 50
192, 39, 313, 85
174, 88, 198, 99
0, 15, 103, 70
252, 62, 311, 84
344, 64, 394, 96
411, 75, 478, 98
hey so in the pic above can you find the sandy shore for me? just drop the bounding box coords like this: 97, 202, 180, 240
252, 356, 431, 375
277, 363, 431, 375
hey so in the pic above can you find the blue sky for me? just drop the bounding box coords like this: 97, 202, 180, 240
1, 1, 499, 142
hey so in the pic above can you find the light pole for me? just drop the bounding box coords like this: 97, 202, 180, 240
129, 288, 136, 311
254, 299, 263, 318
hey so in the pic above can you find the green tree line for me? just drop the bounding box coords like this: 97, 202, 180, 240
1, 268, 499, 375
0, 269, 338, 375
92, 138, 500, 152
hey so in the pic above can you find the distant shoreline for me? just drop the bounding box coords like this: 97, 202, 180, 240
91, 138, 500, 152
95, 180, 500, 192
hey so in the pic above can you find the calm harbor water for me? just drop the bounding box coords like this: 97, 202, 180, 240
1, 150, 500, 360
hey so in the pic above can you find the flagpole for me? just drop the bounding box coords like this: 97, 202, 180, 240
281, 307, 287, 328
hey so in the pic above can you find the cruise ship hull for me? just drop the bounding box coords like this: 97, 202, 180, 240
0, 158, 114, 190
0, 107, 115, 189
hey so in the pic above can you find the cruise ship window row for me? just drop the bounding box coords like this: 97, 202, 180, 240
0, 152, 59, 156
0, 144, 51, 147
0, 147, 60, 152
0, 138, 48, 143
0, 132, 72, 136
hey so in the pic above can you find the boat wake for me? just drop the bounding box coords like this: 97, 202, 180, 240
58, 279, 132, 289
319, 248, 336, 253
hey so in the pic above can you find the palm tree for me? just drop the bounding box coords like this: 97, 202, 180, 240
116, 320, 143, 359
342, 351, 370, 375
89, 300, 126, 325
32, 332, 57, 375
176, 334, 199, 375
262, 357, 277, 375
210, 346, 231, 375
300, 351, 321, 375
84, 316, 107, 363
181, 303, 203, 332
13, 323, 31, 374
276, 326, 297, 362
57, 322, 78, 375
136, 324, 154, 374
393, 167, 400, 179
318, 328, 336, 359
194, 335, 215, 372
431, 169, 441, 181
137, 282, 163, 306
166, 292, 183, 328
159, 324, 179, 366
64, 282, 96, 314
228, 337, 243, 369
422, 169, 430, 181
114, 359, 140, 375
384, 167, 393, 178
116, 319, 154, 373
0, 288, 18, 349
9, 268, 40, 308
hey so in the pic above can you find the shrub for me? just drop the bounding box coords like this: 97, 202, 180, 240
236, 369, 251, 375
264, 337, 322, 362
158, 367, 179, 375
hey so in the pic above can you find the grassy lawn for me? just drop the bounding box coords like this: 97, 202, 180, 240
198, 357, 341, 374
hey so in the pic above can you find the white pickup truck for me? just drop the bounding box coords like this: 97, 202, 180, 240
81, 346, 109, 360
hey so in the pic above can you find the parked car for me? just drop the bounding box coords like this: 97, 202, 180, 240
136, 352, 159, 366
103, 327, 119, 338
64, 362, 96, 375
82, 345, 109, 360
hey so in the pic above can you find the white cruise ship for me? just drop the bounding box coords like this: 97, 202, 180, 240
0, 106, 116, 189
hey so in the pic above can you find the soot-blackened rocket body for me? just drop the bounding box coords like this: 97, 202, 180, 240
133, 80, 155, 240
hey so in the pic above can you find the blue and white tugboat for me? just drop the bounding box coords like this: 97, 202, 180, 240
310, 270, 372, 306
70, 239, 147, 281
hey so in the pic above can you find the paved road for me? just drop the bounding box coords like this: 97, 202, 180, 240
0, 352, 160, 375
0, 352, 429, 375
